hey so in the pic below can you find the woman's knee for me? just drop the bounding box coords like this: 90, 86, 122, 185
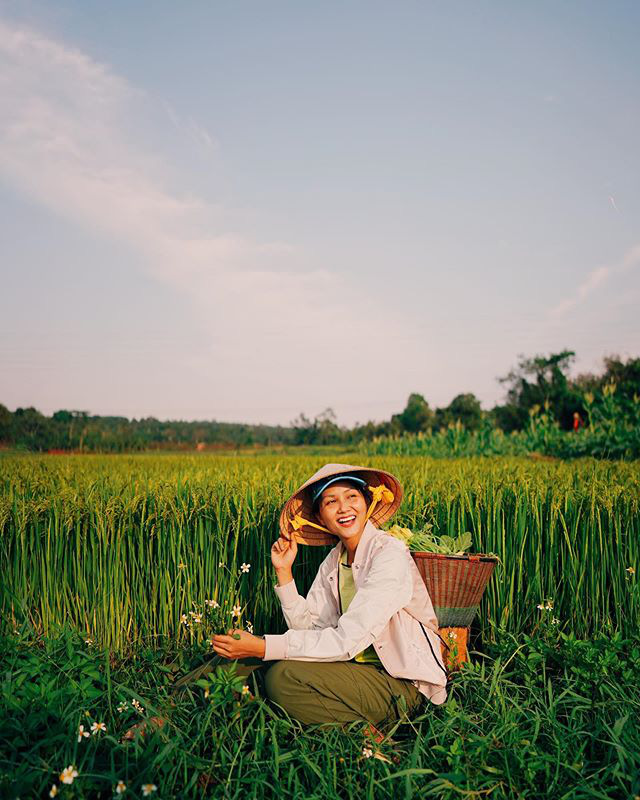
264, 660, 306, 705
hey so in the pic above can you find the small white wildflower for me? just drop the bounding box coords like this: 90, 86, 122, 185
240, 563, 251, 573
241, 685, 250, 695
115, 780, 127, 794
205, 599, 220, 608
218, 561, 224, 567
91, 721, 107, 734
77, 724, 90, 742
180, 614, 188, 625
49, 785, 58, 798
59, 766, 79, 785
626, 566, 636, 575
142, 784, 158, 796
545, 600, 554, 610
117, 702, 128, 713
192, 613, 202, 624
247, 623, 254, 634
232, 604, 242, 617
204, 687, 210, 699
178, 562, 186, 569
131, 699, 145, 714
84, 638, 93, 645
537, 603, 546, 610
551, 617, 560, 625
362, 747, 373, 758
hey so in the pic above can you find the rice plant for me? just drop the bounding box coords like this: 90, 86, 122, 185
1, 453, 638, 652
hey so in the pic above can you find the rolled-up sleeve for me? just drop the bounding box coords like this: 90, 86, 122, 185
262, 541, 412, 662
269, 556, 336, 633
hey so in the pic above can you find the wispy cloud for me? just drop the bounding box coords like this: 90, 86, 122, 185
548, 244, 640, 319
0, 18, 429, 421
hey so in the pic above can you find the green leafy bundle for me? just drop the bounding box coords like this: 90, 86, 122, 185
385, 524, 473, 555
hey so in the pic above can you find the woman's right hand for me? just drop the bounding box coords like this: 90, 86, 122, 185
270, 532, 298, 571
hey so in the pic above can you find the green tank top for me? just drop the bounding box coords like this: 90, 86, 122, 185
338, 547, 384, 666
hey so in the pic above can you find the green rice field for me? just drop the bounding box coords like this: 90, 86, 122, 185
1, 453, 639, 799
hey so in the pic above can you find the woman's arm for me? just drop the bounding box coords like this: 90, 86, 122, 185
263, 538, 412, 661
273, 554, 338, 631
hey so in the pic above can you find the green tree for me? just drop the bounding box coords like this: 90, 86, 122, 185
392, 393, 434, 433
0, 403, 12, 443
496, 350, 582, 431
447, 393, 483, 431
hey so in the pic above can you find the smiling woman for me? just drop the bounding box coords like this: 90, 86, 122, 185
199, 462, 448, 740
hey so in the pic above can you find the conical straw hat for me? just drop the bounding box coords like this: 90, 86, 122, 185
279, 463, 403, 546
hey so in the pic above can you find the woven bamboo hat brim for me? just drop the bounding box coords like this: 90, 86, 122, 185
279, 463, 403, 546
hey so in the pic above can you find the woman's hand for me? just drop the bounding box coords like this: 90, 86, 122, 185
211, 630, 266, 660
270, 532, 298, 570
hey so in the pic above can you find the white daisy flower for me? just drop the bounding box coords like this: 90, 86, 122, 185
77, 724, 90, 742
115, 780, 127, 794
232, 605, 242, 617
241, 685, 250, 695
59, 766, 79, 785
117, 702, 129, 713
91, 721, 106, 734
240, 563, 251, 573
142, 784, 158, 796
362, 747, 373, 758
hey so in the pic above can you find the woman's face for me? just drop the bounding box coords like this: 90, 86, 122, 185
315, 482, 368, 540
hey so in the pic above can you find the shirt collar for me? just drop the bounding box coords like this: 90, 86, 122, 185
336, 519, 380, 568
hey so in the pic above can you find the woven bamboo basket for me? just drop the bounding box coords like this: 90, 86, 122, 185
411, 552, 498, 671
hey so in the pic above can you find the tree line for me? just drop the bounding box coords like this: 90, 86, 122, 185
1, 351, 638, 452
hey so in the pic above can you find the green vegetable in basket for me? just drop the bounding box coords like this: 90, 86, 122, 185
386, 524, 473, 555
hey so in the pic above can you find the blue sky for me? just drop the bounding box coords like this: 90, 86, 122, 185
1, 1, 638, 425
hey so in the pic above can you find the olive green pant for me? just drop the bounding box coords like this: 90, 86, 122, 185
189, 656, 424, 730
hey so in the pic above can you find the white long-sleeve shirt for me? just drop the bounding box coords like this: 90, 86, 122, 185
262, 520, 448, 705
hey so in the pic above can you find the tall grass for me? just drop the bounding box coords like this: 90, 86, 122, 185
1, 454, 638, 652
3, 627, 639, 799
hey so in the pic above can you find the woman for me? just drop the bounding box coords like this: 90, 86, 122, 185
208, 463, 448, 736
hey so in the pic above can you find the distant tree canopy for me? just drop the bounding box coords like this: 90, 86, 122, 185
435, 393, 483, 432
493, 350, 582, 432
391, 393, 435, 433
491, 351, 640, 433
0, 406, 296, 452
1, 352, 638, 451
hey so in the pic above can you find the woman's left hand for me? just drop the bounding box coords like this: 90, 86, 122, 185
211, 630, 266, 660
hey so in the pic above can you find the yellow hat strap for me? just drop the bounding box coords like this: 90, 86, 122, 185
289, 513, 332, 535
364, 483, 395, 521
289, 483, 394, 535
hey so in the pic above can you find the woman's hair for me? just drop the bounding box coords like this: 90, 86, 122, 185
312, 481, 372, 516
